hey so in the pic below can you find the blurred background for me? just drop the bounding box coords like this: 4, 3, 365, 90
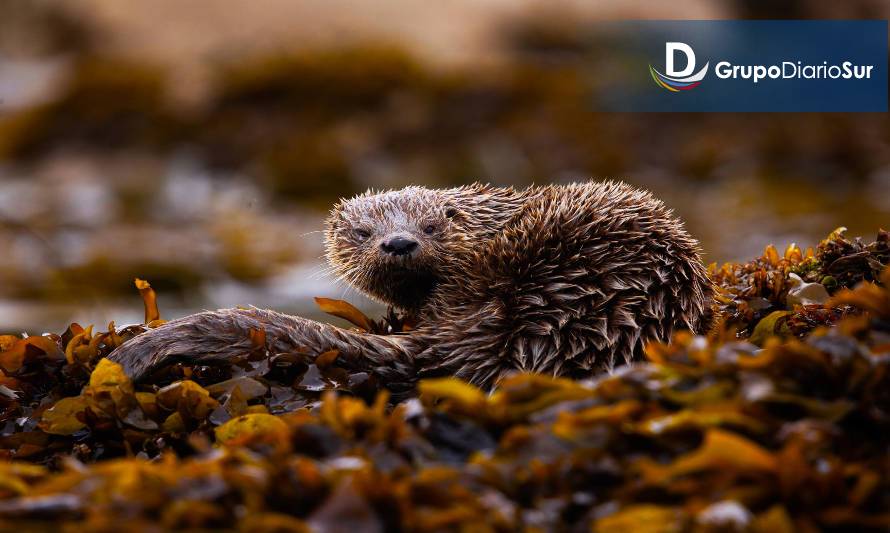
1, 0, 888, 333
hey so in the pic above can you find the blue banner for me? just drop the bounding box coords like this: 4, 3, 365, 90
593, 20, 888, 112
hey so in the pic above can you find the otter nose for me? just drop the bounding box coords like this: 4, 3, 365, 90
380, 236, 418, 256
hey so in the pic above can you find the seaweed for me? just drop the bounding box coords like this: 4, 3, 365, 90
0, 231, 887, 531
709, 228, 889, 342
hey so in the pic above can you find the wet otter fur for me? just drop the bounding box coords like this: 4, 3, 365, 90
109, 181, 712, 390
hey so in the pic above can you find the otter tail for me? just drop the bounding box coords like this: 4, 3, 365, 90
108, 307, 417, 383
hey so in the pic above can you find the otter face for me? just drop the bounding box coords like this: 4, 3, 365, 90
324, 187, 461, 312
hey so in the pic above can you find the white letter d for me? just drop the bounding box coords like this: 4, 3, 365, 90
666, 42, 695, 77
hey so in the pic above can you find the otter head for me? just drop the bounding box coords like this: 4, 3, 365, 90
324, 187, 463, 313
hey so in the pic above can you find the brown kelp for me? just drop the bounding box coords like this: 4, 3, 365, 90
0, 230, 887, 531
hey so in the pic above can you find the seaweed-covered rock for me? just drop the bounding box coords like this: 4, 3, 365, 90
0, 233, 887, 531
709, 228, 888, 342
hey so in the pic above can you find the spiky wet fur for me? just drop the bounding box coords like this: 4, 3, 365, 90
109, 181, 712, 390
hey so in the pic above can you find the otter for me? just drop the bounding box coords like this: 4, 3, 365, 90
109, 181, 712, 390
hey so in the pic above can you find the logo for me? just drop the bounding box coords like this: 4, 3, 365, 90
649, 42, 709, 92
603, 21, 886, 111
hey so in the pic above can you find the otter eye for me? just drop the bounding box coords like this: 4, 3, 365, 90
354, 228, 371, 241
445, 208, 458, 218
423, 224, 436, 235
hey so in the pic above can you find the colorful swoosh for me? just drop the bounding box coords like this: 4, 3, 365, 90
649, 63, 708, 92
